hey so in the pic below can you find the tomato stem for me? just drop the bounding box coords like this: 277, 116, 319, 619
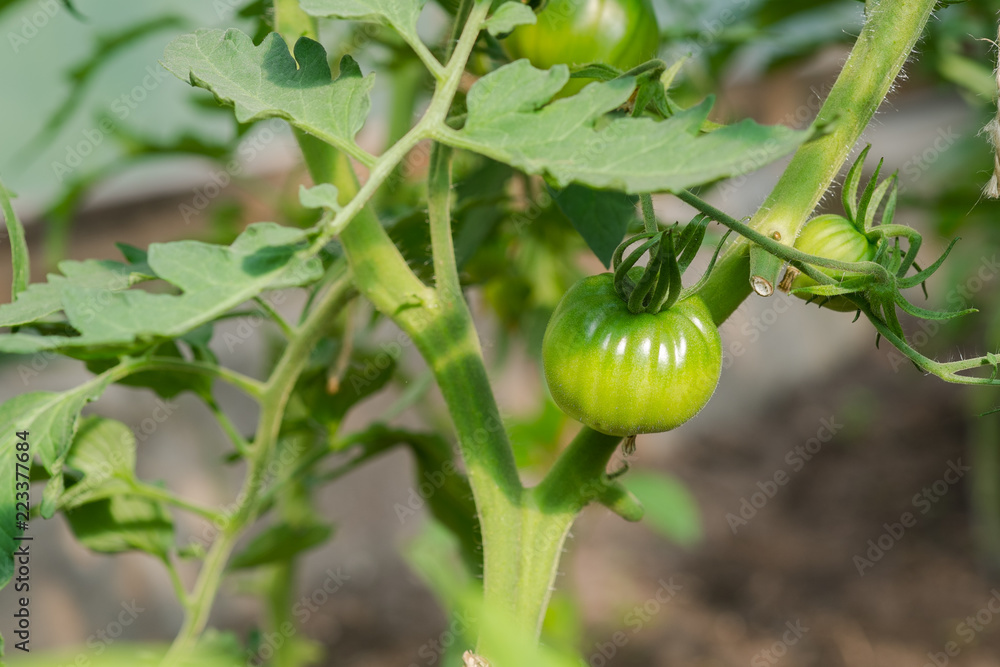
640, 193, 658, 233
697, 0, 938, 316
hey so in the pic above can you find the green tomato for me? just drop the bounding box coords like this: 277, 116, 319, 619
791, 214, 876, 312
542, 273, 722, 436
504, 0, 660, 97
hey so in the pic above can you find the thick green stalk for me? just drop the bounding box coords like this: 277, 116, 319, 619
274, 0, 316, 43
718, 0, 937, 295
321, 148, 525, 640
495, 429, 623, 643
161, 269, 354, 665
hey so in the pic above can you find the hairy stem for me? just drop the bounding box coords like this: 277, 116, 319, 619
161, 268, 353, 664
428, 143, 461, 296
704, 0, 938, 311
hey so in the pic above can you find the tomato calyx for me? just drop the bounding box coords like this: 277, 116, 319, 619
782, 145, 973, 344
612, 214, 729, 315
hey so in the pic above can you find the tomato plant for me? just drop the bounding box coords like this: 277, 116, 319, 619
504, 0, 660, 94
1, 0, 998, 666
543, 273, 721, 435
790, 214, 876, 311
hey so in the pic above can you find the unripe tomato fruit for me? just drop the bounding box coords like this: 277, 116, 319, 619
791, 214, 877, 312
542, 273, 722, 436
504, 0, 660, 97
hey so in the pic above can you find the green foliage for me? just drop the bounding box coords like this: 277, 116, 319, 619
624, 471, 702, 546
1, 0, 995, 663
300, 0, 429, 45
162, 30, 375, 164
444, 61, 813, 193
551, 184, 638, 268
0, 181, 29, 301
228, 522, 333, 569
483, 2, 535, 37
0, 223, 320, 356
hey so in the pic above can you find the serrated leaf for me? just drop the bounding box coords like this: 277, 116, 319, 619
299, 183, 342, 212
64, 494, 173, 556
551, 184, 637, 267
301, 0, 429, 49
0, 223, 321, 356
441, 61, 812, 193
0, 259, 154, 328
0, 376, 113, 594
624, 471, 702, 546
484, 2, 536, 36
162, 30, 373, 160
0, 179, 29, 300
228, 522, 333, 570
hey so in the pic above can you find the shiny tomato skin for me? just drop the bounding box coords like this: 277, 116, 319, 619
504, 0, 660, 97
791, 214, 877, 312
542, 273, 722, 436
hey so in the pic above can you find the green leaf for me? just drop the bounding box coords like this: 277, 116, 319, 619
507, 398, 566, 469
551, 184, 638, 267
2, 378, 115, 516
0, 259, 154, 328
64, 494, 173, 556
162, 30, 374, 161
58, 417, 138, 509
296, 347, 398, 430
300, 0, 427, 44
0, 223, 321, 356
484, 2, 536, 36
0, 179, 29, 300
442, 61, 812, 193
65, 417, 135, 479
299, 183, 342, 212
624, 471, 702, 546
0, 379, 115, 596
228, 522, 333, 569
